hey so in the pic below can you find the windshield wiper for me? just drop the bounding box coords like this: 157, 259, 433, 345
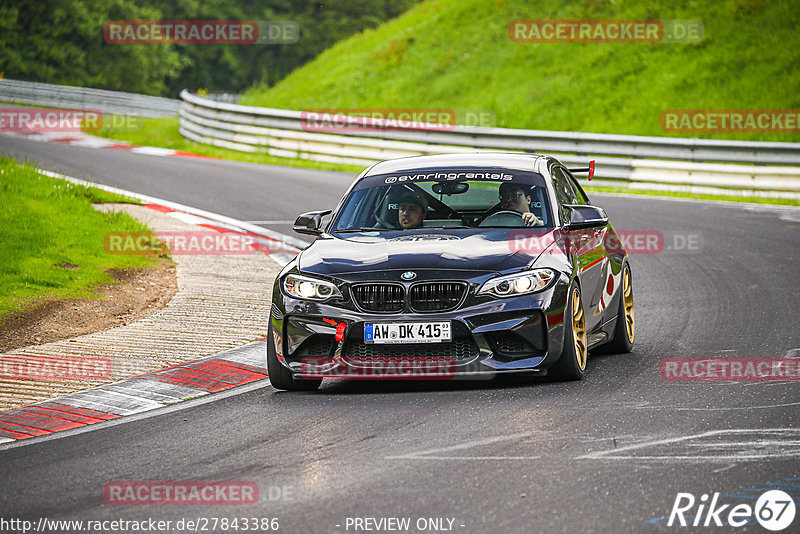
335, 227, 396, 233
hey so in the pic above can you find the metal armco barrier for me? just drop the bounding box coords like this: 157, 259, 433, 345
0, 78, 179, 117
179, 90, 800, 192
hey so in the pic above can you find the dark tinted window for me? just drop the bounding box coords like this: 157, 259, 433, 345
561, 168, 590, 204
331, 169, 552, 231
551, 166, 580, 225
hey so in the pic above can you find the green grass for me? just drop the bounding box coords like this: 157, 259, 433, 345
0, 157, 161, 321
585, 185, 800, 206
91, 116, 366, 174
241, 0, 800, 143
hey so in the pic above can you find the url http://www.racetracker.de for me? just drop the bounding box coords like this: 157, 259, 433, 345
0, 516, 281, 533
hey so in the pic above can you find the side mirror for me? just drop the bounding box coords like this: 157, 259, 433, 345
293, 210, 332, 236
564, 205, 608, 229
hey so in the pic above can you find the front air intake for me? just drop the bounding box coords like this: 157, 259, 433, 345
408, 282, 467, 312
351, 283, 405, 313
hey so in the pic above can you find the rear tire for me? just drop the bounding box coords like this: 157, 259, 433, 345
595, 264, 634, 355
549, 284, 587, 381
267, 325, 322, 391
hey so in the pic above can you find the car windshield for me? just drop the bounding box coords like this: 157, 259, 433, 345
331, 169, 552, 232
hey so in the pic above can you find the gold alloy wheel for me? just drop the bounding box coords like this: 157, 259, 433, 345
623, 267, 635, 344
572, 288, 587, 370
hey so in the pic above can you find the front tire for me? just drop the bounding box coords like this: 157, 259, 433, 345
267, 325, 322, 391
549, 284, 587, 381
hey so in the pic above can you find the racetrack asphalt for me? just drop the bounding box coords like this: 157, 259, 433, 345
1, 133, 799, 533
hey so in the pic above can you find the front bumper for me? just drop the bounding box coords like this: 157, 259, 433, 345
269, 280, 570, 379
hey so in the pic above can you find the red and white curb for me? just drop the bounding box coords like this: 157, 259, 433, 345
140, 202, 301, 266
0, 172, 308, 445
3, 130, 217, 159
0, 340, 268, 443
40, 169, 310, 266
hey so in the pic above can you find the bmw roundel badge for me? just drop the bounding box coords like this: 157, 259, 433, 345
401, 271, 417, 280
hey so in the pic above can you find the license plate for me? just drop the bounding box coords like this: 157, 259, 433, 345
364, 322, 452, 344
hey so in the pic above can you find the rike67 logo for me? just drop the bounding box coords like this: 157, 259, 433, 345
667, 490, 795, 530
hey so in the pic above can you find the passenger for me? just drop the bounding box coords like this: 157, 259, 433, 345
498, 183, 542, 227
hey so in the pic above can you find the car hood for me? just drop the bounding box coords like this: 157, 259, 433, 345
298, 229, 557, 277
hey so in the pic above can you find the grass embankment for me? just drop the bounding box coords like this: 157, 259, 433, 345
241, 0, 800, 143
0, 157, 158, 321
92, 0, 800, 206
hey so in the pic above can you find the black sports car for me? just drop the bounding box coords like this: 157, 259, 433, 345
267, 153, 634, 390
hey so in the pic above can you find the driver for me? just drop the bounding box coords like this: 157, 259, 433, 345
498, 183, 542, 227
396, 191, 428, 229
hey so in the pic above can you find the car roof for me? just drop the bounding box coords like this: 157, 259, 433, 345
362, 153, 552, 177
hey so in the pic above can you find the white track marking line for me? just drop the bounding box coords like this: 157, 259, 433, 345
578, 429, 800, 461
56, 391, 163, 416
269, 252, 299, 266
386, 431, 542, 460
582, 454, 800, 462
54, 397, 159, 417
396, 456, 542, 460
68, 138, 117, 148
102, 380, 205, 403
712, 464, 737, 474
129, 146, 178, 156
607, 400, 800, 411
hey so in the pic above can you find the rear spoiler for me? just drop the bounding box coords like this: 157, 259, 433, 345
569, 160, 595, 181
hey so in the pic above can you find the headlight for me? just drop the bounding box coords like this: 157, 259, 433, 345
477, 269, 555, 298
283, 274, 342, 301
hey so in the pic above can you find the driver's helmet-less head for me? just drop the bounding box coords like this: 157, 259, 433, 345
498, 182, 532, 211
393, 190, 428, 212
498, 182, 532, 199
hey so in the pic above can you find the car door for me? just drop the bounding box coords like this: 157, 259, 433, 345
551, 165, 607, 331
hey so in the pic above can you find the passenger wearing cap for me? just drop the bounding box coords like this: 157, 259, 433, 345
498, 182, 542, 227
396, 191, 428, 229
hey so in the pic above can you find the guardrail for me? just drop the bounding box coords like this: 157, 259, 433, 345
179, 90, 800, 192
0, 78, 179, 117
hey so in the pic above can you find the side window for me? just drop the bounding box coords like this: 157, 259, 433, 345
562, 169, 589, 205
551, 167, 580, 225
